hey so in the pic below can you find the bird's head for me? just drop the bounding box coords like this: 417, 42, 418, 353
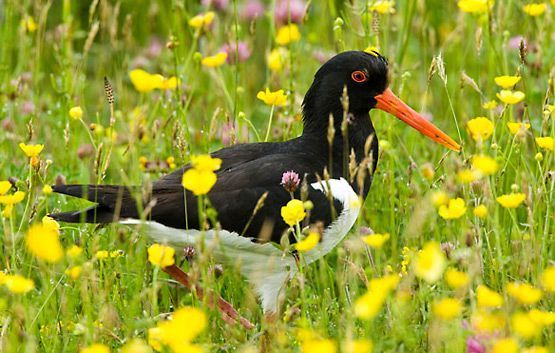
302, 50, 460, 151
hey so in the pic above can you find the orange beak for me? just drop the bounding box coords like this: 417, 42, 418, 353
374, 88, 461, 152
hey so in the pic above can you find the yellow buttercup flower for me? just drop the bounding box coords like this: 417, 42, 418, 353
445, 268, 470, 289
22, 16, 38, 32
482, 100, 497, 110
148, 306, 206, 351
457, 0, 493, 13
457, 169, 479, 184
66, 244, 83, 259
492, 338, 519, 353
431, 190, 449, 207
0, 191, 25, 205
342, 339, 373, 353
42, 184, 53, 195
494, 75, 521, 89
362, 233, 390, 249
432, 298, 462, 320
476, 284, 503, 308
42, 215, 60, 233
201, 52, 227, 68
80, 343, 110, 353
413, 241, 447, 283
26, 223, 64, 263
268, 48, 285, 72
281, 199, 306, 226
472, 155, 499, 176
147, 244, 175, 268
295, 232, 321, 252
188, 11, 215, 29
540, 266, 555, 292
275, 24, 301, 46
523, 3, 547, 16
190, 155, 222, 172
511, 311, 542, 339
257, 88, 287, 106
301, 338, 337, 353
130, 69, 162, 93
473, 204, 488, 218
69, 106, 83, 120
95, 250, 109, 260
507, 282, 542, 305
354, 274, 399, 319
507, 122, 530, 135
535, 137, 554, 151
522, 347, 548, 353
0, 181, 12, 195
368, 0, 396, 14
466, 117, 494, 142
438, 198, 467, 219
496, 193, 526, 208
4, 274, 35, 294
496, 90, 525, 105
19, 142, 44, 158
182, 169, 217, 195
121, 339, 152, 353
528, 309, 555, 325
158, 76, 178, 90
65, 266, 82, 280
472, 311, 505, 332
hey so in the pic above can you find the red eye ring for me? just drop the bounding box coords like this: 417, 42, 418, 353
351, 70, 367, 83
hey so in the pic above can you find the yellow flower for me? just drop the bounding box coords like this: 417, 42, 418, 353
528, 309, 555, 325
121, 339, 152, 353
95, 250, 109, 260
466, 117, 494, 141
507, 122, 530, 135
472, 311, 506, 332
457, 0, 493, 13
26, 224, 64, 263
1, 204, 13, 218
182, 169, 217, 195
445, 268, 470, 289
496, 90, 525, 105
368, 0, 396, 14
295, 232, 321, 252
80, 343, 110, 353
148, 307, 206, 351
188, 11, 215, 28
540, 266, 555, 292
432, 298, 462, 320
67, 245, 83, 259
482, 100, 497, 110
69, 106, 83, 120
129, 69, 163, 93
158, 76, 178, 90
512, 311, 542, 339
535, 137, 554, 151
523, 3, 547, 16
4, 274, 34, 294
65, 266, 82, 280
431, 190, 449, 207
257, 88, 287, 106
268, 48, 285, 72
354, 274, 399, 319
281, 199, 306, 226
201, 52, 227, 68
362, 233, 390, 249
0, 191, 25, 205
22, 16, 38, 32
413, 241, 447, 283
492, 338, 519, 353
522, 347, 548, 353
0, 181, 12, 195
457, 169, 480, 184
472, 155, 499, 176
476, 284, 503, 308
42, 184, 53, 195
19, 142, 44, 158
343, 339, 373, 353
147, 244, 175, 268
496, 193, 526, 208
438, 198, 467, 220
275, 24, 301, 46
494, 75, 521, 89
301, 338, 337, 353
507, 282, 542, 305
473, 204, 488, 218
190, 155, 222, 172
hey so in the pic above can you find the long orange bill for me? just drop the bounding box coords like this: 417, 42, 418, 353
374, 88, 461, 152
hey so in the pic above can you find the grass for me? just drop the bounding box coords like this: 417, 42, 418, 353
0, 0, 554, 352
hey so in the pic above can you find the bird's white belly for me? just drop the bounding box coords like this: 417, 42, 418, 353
121, 178, 360, 313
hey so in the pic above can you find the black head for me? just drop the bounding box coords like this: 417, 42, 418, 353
302, 51, 389, 134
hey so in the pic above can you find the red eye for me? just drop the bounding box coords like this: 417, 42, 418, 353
351, 70, 367, 83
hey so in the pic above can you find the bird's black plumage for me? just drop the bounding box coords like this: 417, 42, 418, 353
51, 50, 388, 243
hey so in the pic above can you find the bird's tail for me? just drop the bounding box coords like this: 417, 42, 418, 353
49, 184, 140, 223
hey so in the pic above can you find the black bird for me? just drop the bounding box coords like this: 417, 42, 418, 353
51, 50, 460, 316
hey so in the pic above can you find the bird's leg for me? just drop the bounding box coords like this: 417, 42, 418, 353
162, 264, 255, 330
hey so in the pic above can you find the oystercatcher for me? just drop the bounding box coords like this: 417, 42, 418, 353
51, 50, 460, 319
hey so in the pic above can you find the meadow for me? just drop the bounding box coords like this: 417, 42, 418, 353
0, 0, 554, 352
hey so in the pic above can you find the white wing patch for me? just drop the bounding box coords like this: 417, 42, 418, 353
121, 178, 361, 313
